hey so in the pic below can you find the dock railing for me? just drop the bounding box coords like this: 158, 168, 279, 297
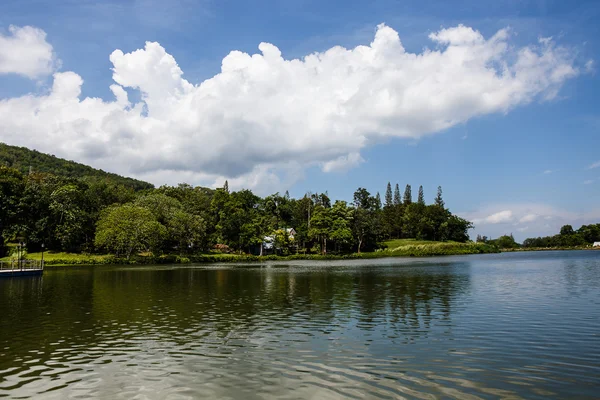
0, 259, 44, 271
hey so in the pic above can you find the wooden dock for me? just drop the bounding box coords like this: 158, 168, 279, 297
0, 260, 44, 277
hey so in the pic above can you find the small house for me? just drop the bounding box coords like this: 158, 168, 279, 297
593, 242, 600, 247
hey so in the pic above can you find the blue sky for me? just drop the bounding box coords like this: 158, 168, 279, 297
0, 0, 599, 240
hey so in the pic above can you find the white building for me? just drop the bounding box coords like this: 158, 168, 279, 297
593, 242, 600, 247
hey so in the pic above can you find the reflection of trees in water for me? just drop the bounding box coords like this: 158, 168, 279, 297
0, 263, 471, 369
352, 262, 471, 338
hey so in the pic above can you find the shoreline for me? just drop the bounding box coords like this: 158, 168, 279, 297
11, 244, 599, 268
8, 242, 499, 267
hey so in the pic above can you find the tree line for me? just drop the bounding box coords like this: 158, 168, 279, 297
476, 224, 600, 248
1, 165, 473, 258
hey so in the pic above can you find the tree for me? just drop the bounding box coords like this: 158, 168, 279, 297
560, 225, 574, 236
353, 188, 371, 210
135, 193, 182, 226
329, 201, 353, 252
385, 182, 393, 207
442, 215, 473, 242
309, 205, 332, 254
95, 204, 166, 259
0, 167, 25, 256
492, 234, 520, 249
434, 186, 444, 208
351, 188, 382, 253
417, 186, 425, 205
393, 184, 401, 206
168, 210, 206, 254
403, 184, 412, 205
49, 183, 88, 251
375, 192, 382, 210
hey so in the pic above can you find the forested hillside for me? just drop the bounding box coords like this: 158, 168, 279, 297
0, 143, 153, 191
1, 155, 474, 258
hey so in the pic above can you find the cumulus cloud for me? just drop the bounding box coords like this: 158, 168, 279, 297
519, 213, 538, 223
0, 25, 57, 78
474, 210, 513, 224
0, 23, 585, 192
322, 152, 364, 173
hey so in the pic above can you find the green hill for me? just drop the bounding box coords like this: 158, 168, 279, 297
0, 142, 153, 191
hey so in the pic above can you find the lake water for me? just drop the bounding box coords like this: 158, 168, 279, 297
1, 251, 599, 399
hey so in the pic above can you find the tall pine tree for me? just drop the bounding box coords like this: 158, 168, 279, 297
435, 186, 444, 208
417, 185, 425, 205
393, 184, 401, 206
385, 182, 393, 207
403, 184, 412, 205
375, 192, 382, 210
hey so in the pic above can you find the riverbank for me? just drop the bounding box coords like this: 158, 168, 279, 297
500, 246, 599, 252
1, 240, 498, 266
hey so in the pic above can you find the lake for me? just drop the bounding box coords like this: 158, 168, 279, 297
1, 251, 599, 399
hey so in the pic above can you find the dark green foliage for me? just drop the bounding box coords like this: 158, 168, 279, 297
559, 224, 574, 236
403, 184, 412, 205
417, 186, 425, 205
393, 184, 401, 206
0, 142, 153, 191
490, 234, 520, 249
434, 186, 444, 208
0, 144, 479, 258
522, 223, 599, 248
385, 182, 393, 207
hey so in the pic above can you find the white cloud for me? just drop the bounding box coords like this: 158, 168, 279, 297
0, 24, 585, 192
519, 213, 539, 223
543, 169, 553, 174
587, 161, 600, 170
585, 60, 595, 73
475, 210, 513, 224
461, 203, 600, 241
322, 152, 364, 172
0, 25, 58, 78
584, 179, 594, 185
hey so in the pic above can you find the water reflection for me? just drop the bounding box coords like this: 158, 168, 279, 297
1, 253, 599, 399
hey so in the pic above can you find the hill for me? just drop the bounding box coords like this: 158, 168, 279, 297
0, 142, 153, 190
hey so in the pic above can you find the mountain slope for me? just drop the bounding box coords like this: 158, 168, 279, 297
0, 142, 153, 190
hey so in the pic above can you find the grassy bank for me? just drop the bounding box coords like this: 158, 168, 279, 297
1, 239, 498, 266
500, 246, 599, 252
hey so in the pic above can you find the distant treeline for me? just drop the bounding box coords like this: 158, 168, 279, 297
477, 224, 600, 249
1, 162, 472, 258
0, 142, 153, 191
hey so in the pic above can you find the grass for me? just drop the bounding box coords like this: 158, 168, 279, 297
374, 239, 498, 257
1, 239, 499, 266
383, 238, 447, 248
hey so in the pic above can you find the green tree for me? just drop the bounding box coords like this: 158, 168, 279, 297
417, 185, 425, 205
393, 184, 401, 206
0, 167, 25, 255
492, 234, 520, 249
375, 192, 382, 210
309, 205, 332, 254
168, 210, 206, 254
385, 182, 393, 207
329, 201, 353, 252
403, 184, 412, 205
560, 224, 574, 236
434, 186, 444, 208
95, 204, 166, 259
